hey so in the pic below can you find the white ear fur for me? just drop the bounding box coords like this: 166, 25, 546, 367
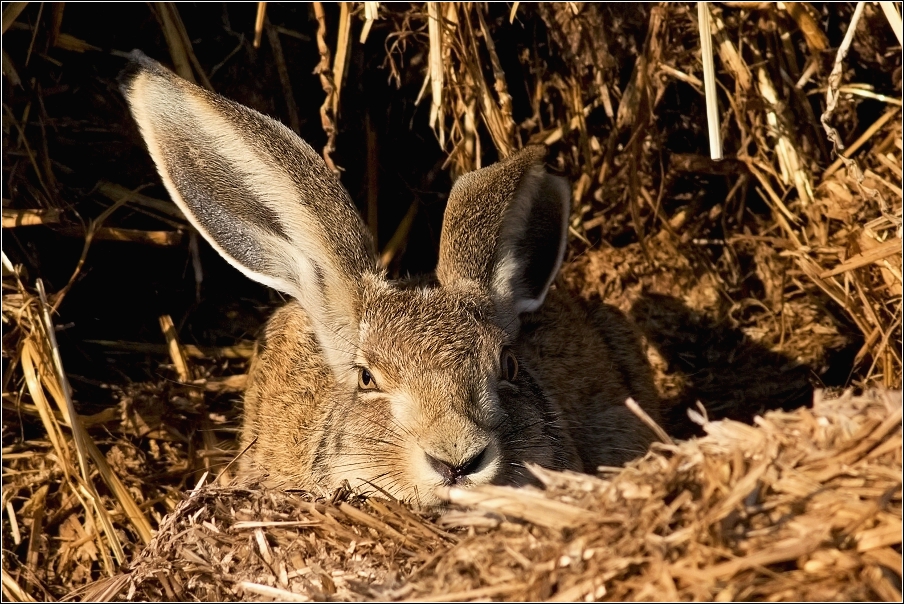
491, 169, 569, 315
121, 52, 376, 378
436, 147, 570, 327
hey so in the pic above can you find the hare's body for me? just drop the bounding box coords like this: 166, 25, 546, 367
242, 285, 658, 497
242, 291, 584, 493
519, 289, 660, 471
122, 52, 660, 507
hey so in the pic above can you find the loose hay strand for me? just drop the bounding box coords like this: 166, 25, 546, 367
879, 1, 903, 46
626, 396, 674, 446
239, 582, 311, 602
1, 568, 37, 603
821, 2, 867, 159
697, 2, 722, 160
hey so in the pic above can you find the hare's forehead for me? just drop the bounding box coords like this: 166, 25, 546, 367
358, 286, 502, 355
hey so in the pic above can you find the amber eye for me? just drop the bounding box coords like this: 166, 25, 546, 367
358, 367, 378, 390
501, 349, 519, 382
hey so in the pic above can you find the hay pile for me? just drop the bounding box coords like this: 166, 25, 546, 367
71, 389, 901, 602
2, 3, 902, 601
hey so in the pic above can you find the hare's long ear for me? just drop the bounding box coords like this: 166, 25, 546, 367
120, 52, 377, 378
437, 146, 569, 331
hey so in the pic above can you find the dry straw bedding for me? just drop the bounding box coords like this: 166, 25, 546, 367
72, 389, 901, 602
2, 2, 903, 602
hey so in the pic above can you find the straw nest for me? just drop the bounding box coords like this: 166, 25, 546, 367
2, 2, 901, 602
71, 388, 901, 602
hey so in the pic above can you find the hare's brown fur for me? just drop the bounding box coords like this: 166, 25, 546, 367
520, 288, 660, 470
122, 52, 660, 507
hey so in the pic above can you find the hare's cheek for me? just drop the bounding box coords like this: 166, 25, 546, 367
388, 391, 420, 428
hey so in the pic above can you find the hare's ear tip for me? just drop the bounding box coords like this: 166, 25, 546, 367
502, 145, 549, 172
118, 50, 167, 93
519, 144, 548, 161
125, 49, 166, 69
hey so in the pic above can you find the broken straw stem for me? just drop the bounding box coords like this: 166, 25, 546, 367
821, 2, 866, 148
698, 2, 722, 160
35, 280, 83, 473
253, 2, 266, 49
35, 278, 129, 563
879, 2, 903, 46
625, 397, 675, 446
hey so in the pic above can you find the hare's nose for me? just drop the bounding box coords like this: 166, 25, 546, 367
426, 446, 487, 485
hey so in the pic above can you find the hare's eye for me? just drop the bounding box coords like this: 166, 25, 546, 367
500, 349, 518, 382
358, 367, 378, 390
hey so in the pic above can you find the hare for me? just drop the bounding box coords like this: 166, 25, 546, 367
121, 52, 660, 506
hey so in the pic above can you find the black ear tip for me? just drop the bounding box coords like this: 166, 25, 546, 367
523, 144, 548, 158
127, 48, 150, 63
117, 50, 167, 93
505, 144, 547, 166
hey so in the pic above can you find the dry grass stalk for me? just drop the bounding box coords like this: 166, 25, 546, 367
158, 314, 229, 484
426, 2, 444, 148
2, 208, 61, 227
332, 2, 353, 122
823, 106, 900, 180
3, 103, 52, 202
821, 2, 867, 173
2, 47, 22, 86
879, 1, 903, 45
689, 1, 903, 388
6, 271, 154, 582
81, 338, 255, 359
154, 3, 193, 83
1, 3, 28, 34
475, 7, 515, 157
253, 2, 267, 49
312, 1, 339, 171
820, 236, 902, 278
40, 286, 153, 544
698, 2, 722, 160
625, 396, 674, 446
153, 3, 212, 90
416, 3, 518, 172
54, 227, 183, 246
756, 66, 814, 205
379, 199, 418, 269
95, 181, 186, 222
783, 2, 829, 52
712, 4, 753, 92
359, 2, 380, 43
2, 568, 37, 603
266, 18, 301, 136
836, 85, 904, 107
49, 183, 150, 310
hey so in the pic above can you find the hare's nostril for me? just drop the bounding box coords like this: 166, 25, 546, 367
458, 446, 487, 476
425, 453, 454, 483
425, 446, 488, 485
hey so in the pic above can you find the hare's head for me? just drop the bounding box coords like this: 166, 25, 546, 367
122, 53, 574, 506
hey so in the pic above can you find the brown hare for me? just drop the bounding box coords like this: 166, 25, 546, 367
122, 51, 660, 507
